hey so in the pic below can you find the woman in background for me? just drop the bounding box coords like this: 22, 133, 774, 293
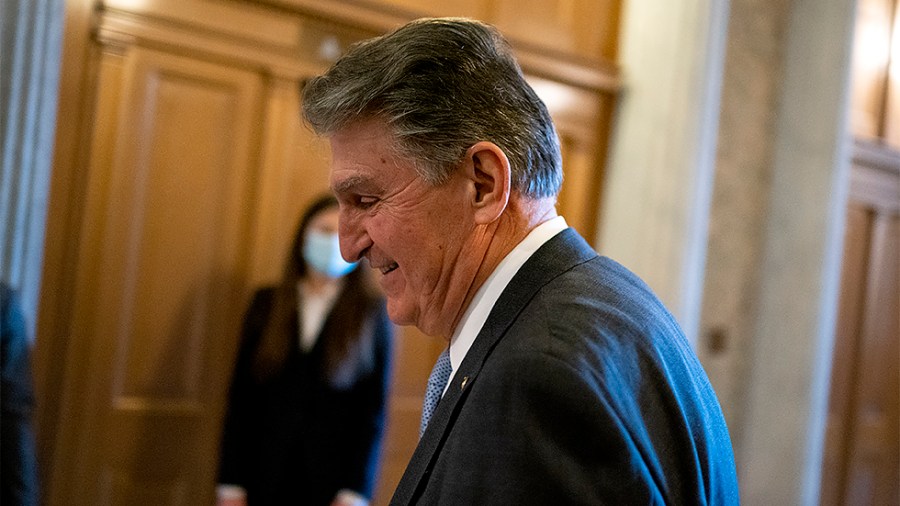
217, 194, 393, 506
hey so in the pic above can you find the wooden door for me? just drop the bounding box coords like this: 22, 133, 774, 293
46, 45, 264, 506
820, 143, 899, 506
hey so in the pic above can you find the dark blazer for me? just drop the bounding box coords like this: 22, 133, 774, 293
219, 287, 393, 506
392, 229, 739, 505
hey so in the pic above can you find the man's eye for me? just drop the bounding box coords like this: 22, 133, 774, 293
358, 196, 378, 207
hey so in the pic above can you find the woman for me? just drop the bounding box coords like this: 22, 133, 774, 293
218, 195, 393, 506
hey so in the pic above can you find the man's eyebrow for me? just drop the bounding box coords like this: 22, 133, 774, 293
330, 174, 373, 195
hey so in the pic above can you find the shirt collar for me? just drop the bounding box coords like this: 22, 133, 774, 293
446, 216, 568, 386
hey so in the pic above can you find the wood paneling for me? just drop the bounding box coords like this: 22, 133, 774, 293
374, 0, 488, 19
48, 45, 265, 506
820, 143, 900, 506
260, 0, 621, 91
492, 0, 620, 62
360, 0, 621, 63
825, 11, 900, 499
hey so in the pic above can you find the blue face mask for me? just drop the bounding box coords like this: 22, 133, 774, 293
303, 230, 358, 278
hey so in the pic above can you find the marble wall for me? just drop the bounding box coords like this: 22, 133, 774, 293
699, 0, 855, 504
603, 0, 856, 503
697, 0, 791, 455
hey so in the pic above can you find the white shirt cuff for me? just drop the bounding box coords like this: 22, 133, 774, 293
336, 489, 369, 506
216, 484, 246, 500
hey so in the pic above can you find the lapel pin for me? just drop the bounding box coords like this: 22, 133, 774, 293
460, 376, 469, 390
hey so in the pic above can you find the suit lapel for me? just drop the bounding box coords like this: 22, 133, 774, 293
390, 228, 597, 505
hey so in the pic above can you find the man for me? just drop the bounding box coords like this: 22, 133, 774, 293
302, 18, 739, 505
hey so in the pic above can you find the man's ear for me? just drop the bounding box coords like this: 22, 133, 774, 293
464, 141, 511, 224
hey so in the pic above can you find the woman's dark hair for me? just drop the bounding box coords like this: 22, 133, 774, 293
251, 194, 381, 383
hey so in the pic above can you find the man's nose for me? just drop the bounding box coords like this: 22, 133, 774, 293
338, 210, 370, 262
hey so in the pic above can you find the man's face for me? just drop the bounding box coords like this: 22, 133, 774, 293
329, 120, 477, 336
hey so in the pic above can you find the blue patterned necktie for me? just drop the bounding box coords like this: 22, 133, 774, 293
420, 348, 452, 437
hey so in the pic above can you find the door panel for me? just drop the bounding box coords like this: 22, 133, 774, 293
49, 46, 264, 506
821, 153, 899, 506
841, 210, 898, 505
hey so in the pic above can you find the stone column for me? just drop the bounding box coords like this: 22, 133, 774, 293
737, 0, 856, 503
598, 0, 731, 343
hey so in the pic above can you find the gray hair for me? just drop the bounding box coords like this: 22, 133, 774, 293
301, 18, 562, 199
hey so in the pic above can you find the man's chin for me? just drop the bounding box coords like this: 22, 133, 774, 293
385, 300, 415, 327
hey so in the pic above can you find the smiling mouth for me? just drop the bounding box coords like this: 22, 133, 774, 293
380, 262, 399, 275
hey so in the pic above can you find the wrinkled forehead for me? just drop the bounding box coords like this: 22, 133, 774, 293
328, 116, 400, 154
330, 172, 381, 199
328, 121, 419, 191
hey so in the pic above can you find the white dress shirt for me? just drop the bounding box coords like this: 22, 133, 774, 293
445, 216, 568, 392
298, 279, 342, 352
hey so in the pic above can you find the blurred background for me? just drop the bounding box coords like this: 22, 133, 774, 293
1, 0, 896, 504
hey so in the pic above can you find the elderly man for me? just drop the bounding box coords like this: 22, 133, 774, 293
302, 17, 738, 505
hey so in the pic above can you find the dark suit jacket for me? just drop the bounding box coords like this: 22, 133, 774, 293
219, 287, 393, 506
392, 229, 739, 505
